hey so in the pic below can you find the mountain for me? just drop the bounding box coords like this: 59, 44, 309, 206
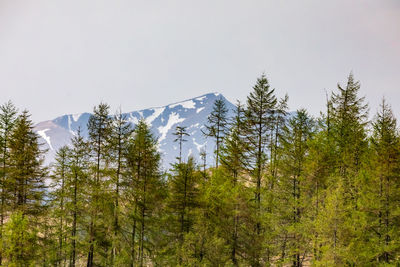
34, 93, 236, 170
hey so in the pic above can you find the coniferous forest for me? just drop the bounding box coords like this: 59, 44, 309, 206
1, 73, 400, 266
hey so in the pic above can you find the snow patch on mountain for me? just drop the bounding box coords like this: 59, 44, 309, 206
169, 99, 196, 109
196, 107, 205, 113
158, 112, 185, 142
72, 113, 82, 122
195, 95, 207, 101
34, 92, 236, 169
67, 115, 75, 136
192, 137, 205, 152
145, 107, 165, 126
37, 129, 53, 150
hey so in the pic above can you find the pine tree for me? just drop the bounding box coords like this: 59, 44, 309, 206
367, 99, 400, 263
125, 120, 165, 266
203, 97, 229, 168
109, 109, 133, 263
3, 211, 38, 266
270, 94, 288, 187
277, 109, 315, 266
6, 110, 47, 265
165, 157, 200, 263
199, 148, 207, 178
173, 126, 189, 164
219, 102, 247, 265
50, 146, 70, 266
9, 110, 47, 215
331, 73, 368, 200
317, 73, 369, 265
0, 101, 18, 265
86, 103, 112, 267
243, 74, 277, 265
68, 129, 89, 266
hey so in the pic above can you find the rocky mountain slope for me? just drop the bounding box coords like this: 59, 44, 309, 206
34, 93, 236, 170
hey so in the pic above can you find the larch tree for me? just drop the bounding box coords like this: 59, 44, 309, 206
202, 97, 229, 169
219, 102, 247, 265
125, 120, 165, 266
0, 101, 18, 265
68, 129, 89, 267
50, 146, 70, 266
277, 109, 315, 266
317, 73, 369, 265
109, 109, 133, 263
86, 103, 112, 267
6, 110, 47, 265
164, 157, 201, 265
243, 74, 277, 266
173, 126, 189, 164
367, 99, 400, 264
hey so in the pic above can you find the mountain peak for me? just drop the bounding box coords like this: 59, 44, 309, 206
35, 92, 235, 169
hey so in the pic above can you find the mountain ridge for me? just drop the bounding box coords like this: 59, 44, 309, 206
34, 92, 236, 169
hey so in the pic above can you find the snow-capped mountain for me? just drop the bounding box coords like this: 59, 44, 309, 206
34, 93, 236, 169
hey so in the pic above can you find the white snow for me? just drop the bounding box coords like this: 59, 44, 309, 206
72, 113, 82, 122
38, 129, 54, 150
157, 112, 185, 142
67, 116, 75, 136
196, 107, 205, 113
129, 116, 139, 125
189, 123, 200, 129
196, 96, 206, 101
145, 107, 165, 126
169, 100, 196, 109
192, 137, 205, 152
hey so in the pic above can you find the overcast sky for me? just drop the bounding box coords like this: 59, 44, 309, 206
0, 0, 399, 123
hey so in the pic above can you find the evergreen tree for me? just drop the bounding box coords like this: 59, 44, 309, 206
243, 74, 277, 265
125, 120, 165, 266
270, 94, 288, 187
9, 110, 47, 215
203, 97, 229, 168
164, 157, 201, 265
50, 146, 70, 266
173, 126, 189, 164
3, 74, 400, 266
331, 73, 368, 199
366, 99, 400, 263
86, 103, 112, 267
219, 102, 247, 265
3, 211, 38, 266
68, 129, 89, 266
6, 110, 47, 265
109, 109, 133, 263
316, 73, 369, 265
0, 101, 18, 265
277, 109, 315, 266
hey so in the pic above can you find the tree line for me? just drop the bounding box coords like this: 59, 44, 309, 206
0, 73, 399, 266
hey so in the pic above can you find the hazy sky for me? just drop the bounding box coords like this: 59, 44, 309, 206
0, 0, 399, 123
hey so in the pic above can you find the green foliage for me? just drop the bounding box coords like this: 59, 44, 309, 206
0, 100, 18, 265
173, 125, 190, 164
203, 97, 229, 168
3, 211, 37, 267
9, 111, 47, 215
2, 73, 400, 266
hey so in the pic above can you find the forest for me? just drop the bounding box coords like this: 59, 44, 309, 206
0, 73, 399, 266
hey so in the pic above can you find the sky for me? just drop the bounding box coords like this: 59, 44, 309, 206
0, 0, 399, 123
